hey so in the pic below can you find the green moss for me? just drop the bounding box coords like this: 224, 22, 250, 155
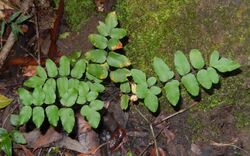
65, 0, 95, 31
116, 0, 250, 73
199, 66, 250, 111
116, 0, 250, 141
235, 111, 250, 128
116, 0, 199, 73
187, 114, 205, 142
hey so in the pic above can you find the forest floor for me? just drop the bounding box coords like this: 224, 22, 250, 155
0, 0, 249, 156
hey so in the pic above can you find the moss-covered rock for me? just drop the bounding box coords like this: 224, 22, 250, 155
116, 0, 250, 71
116, 0, 250, 110
116, 0, 250, 143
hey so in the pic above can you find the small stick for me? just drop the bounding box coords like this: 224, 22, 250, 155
17, 43, 39, 64
210, 141, 249, 154
139, 126, 165, 156
134, 106, 159, 156
153, 102, 198, 126
33, 2, 40, 65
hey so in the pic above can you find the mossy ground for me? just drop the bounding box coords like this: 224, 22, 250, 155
64, 0, 96, 31
116, 0, 250, 147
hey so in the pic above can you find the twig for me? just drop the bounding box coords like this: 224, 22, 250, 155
139, 141, 154, 156
153, 102, 198, 126
17, 43, 39, 64
134, 106, 150, 123
0, 32, 16, 69
134, 106, 159, 156
0, 0, 34, 70
210, 141, 249, 154
33, 2, 40, 65
139, 126, 165, 156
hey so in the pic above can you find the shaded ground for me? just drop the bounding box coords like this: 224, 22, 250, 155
115, 0, 250, 155
0, 0, 249, 156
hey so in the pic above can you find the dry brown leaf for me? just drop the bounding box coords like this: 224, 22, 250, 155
18, 144, 34, 156
149, 147, 166, 156
55, 136, 90, 153
0, 2, 13, 10
77, 113, 101, 155
0, 1, 13, 19
191, 143, 202, 155
77, 113, 91, 134
22, 65, 37, 77
33, 128, 63, 150
161, 128, 175, 144
23, 129, 41, 148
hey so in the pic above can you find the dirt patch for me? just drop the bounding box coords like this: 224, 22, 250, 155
57, 15, 104, 55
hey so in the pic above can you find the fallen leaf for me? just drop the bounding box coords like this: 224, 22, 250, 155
149, 147, 166, 156
18, 144, 34, 156
77, 113, 91, 134
77, 114, 101, 155
0, 94, 12, 109
109, 128, 127, 152
161, 128, 175, 144
33, 128, 63, 150
153, 113, 175, 143
23, 129, 41, 148
191, 143, 202, 155
55, 136, 90, 153
0, 2, 13, 20
23, 65, 37, 77
0, 2, 13, 10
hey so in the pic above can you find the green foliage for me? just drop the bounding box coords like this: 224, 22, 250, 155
120, 94, 130, 109
153, 57, 174, 83
110, 68, 130, 83
0, 95, 12, 109
45, 106, 59, 127
0, 128, 26, 156
16, 12, 241, 134
16, 54, 106, 132
151, 49, 240, 106
107, 52, 131, 68
32, 107, 45, 128
1, 11, 31, 38
181, 73, 200, 96
59, 108, 75, 133
131, 69, 161, 112
174, 50, 191, 76
59, 56, 70, 76
87, 64, 108, 79
81, 105, 101, 128
85, 49, 107, 63
164, 80, 180, 106
46, 59, 58, 78
189, 49, 205, 69
89, 34, 108, 49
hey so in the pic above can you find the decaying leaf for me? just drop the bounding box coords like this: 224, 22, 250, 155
0, 94, 12, 109
23, 65, 37, 77
33, 128, 63, 150
0, 2, 13, 20
149, 147, 166, 156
